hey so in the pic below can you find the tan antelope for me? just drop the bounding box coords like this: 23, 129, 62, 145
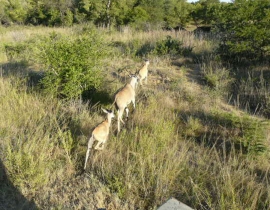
113, 74, 139, 133
137, 59, 150, 86
84, 108, 115, 170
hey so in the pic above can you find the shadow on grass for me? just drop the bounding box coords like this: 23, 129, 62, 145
178, 109, 267, 157
0, 61, 45, 88
229, 67, 270, 118
0, 61, 29, 77
0, 159, 37, 210
82, 88, 113, 106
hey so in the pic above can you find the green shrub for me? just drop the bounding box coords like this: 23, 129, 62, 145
200, 55, 233, 96
39, 32, 108, 99
0, 77, 63, 192
184, 116, 204, 138
135, 41, 154, 57
5, 43, 27, 61
111, 36, 193, 58
5, 142, 49, 190
153, 36, 192, 56
216, 0, 270, 63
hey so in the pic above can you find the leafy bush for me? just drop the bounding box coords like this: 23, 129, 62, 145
184, 116, 204, 138
135, 41, 154, 57
201, 58, 233, 95
153, 36, 192, 56
39, 32, 108, 99
111, 36, 193, 58
111, 39, 152, 58
0, 77, 65, 192
216, 0, 270, 63
5, 43, 26, 61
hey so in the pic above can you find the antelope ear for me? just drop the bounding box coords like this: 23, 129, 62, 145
101, 108, 108, 113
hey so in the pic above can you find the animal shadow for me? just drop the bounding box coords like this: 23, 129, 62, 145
0, 159, 37, 210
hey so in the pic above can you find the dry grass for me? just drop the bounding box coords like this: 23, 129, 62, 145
0, 25, 270, 210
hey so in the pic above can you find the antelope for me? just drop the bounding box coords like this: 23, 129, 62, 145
137, 59, 150, 86
84, 108, 115, 170
113, 74, 139, 133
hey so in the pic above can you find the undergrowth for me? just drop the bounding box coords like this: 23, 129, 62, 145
0, 26, 270, 210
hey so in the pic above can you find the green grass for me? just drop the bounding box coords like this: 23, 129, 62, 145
0, 25, 270, 209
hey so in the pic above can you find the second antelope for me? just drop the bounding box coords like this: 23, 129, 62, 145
137, 59, 150, 86
113, 74, 138, 133
84, 108, 115, 170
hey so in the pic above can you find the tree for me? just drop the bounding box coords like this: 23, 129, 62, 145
163, 0, 192, 28
190, 0, 221, 26
25, 0, 74, 26
0, 0, 9, 25
5, 0, 29, 24
216, 0, 270, 62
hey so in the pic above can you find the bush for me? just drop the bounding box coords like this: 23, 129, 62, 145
5, 43, 27, 61
201, 58, 233, 95
215, 0, 270, 63
153, 36, 192, 56
39, 32, 108, 99
112, 36, 192, 58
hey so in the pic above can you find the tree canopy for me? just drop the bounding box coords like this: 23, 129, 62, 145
0, 0, 225, 28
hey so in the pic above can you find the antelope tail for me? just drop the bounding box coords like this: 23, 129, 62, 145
84, 135, 94, 170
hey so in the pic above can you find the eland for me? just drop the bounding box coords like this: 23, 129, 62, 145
84, 108, 115, 170
137, 59, 150, 86
113, 74, 138, 133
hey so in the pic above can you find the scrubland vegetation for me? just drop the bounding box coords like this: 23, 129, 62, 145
1, 1, 270, 210
0, 24, 270, 210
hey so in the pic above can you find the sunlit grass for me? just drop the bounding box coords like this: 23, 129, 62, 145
0, 25, 270, 209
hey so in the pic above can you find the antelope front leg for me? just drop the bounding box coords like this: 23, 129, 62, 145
132, 98, 136, 110
125, 107, 129, 120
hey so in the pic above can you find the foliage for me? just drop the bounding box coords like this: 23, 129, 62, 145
26, 0, 74, 26
112, 35, 193, 58
201, 56, 233, 94
153, 35, 192, 56
0, 77, 68, 192
211, 110, 269, 155
4, 0, 28, 24
0, 0, 193, 28
5, 43, 28, 61
183, 116, 204, 137
215, 0, 270, 63
39, 32, 108, 99
190, 0, 221, 26
163, 0, 192, 28
235, 70, 270, 117
2, 26, 270, 210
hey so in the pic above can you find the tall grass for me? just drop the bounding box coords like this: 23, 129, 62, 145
0, 76, 79, 195
234, 70, 270, 117
1, 25, 270, 209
